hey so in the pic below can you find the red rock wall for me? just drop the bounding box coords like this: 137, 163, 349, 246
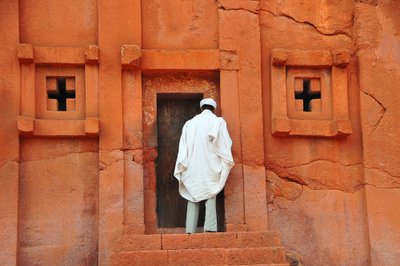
0, 0, 399, 265
0, 2, 20, 265
19, 0, 98, 46
0, 0, 100, 264
355, 1, 400, 265
19, 138, 98, 265
260, 1, 370, 264
141, 0, 219, 49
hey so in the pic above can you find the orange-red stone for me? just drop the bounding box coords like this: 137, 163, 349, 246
0, 0, 399, 265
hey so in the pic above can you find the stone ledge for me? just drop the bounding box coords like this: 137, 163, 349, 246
271, 117, 352, 138
17, 115, 34, 134
113, 234, 161, 252
162, 234, 189, 250
18, 43, 33, 63
121, 44, 142, 68
110, 250, 167, 266
85, 117, 99, 135
84, 45, 99, 64
34, 46, 86, 65
237, 231, 281, 247
189, 232, 237, 249
272, 49, 332, 67
168, 248, 227, 265
33, 119, 86, 136
226, 247, 286, 265
141, 49, 220, 70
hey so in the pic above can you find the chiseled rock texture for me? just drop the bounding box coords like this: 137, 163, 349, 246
0, 0, 399, 265
356, 1, 400, 265
261, 0, 400, 265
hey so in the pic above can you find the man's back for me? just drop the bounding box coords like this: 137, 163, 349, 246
173, 98, 234, 233
174, 109, 233, 202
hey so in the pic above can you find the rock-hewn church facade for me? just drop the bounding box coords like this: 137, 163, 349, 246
1, 0, 399, 265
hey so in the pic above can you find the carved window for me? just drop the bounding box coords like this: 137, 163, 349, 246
46, 77, 76, 111
270, 49, 352, 137
17, 44, 99, 136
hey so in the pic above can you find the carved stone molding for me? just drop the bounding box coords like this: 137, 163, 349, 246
17, 43, 99, 136
271, 49, 352, 137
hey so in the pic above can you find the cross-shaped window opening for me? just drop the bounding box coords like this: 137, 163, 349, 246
295, 79, 321, 112
47, 78, 76, 111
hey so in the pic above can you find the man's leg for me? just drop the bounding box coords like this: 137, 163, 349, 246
204, 197, 217, 232
186, 200, 199, 233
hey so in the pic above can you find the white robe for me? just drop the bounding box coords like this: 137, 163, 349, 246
174, 110, 234, 202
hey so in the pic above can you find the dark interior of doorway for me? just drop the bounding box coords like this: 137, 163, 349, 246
156, 93, 225, 231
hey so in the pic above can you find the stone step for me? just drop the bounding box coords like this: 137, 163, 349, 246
113, 231, 282, 252
110, 247, 287, 265
230, 265, 290, 266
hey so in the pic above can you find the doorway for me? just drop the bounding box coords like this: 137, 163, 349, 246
156, 93, 225, 230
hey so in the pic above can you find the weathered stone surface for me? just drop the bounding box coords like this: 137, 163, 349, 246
365, 186, 400, 266
17, 43, 33, 63
260, 8, 354, 51
237, 231, 281, 248
113, 234, 161, 252
260, 0, 354, 36
84, 45, 99, 64
268, 187, 370, 266
111, 250, 168, 266
85, 117, 99, 135
17, 115, 34, 133
0, 3, 22, 264
1, 0, 400, 265
260, 2, 369, 259
168, 248, 227, 265
189, 232, 237, 249
19, 0, 97, 46
356, 2, 400, 265
219, 8, 265, 166
332, 49, 351, 67
268, 160, 364, 192
0, 162, 19, 266
97, 0, 141, 262
226, 247, 286, 265
19, 138, 99, 265
142, 0, 218, 49
121, 44, 142, 67
162, 234, 189, 250
266, 170, 302, 202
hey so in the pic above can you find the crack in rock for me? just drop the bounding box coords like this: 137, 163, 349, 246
0, 160, 19, 171
99, 159, 124, 171
266, 170, 304, 202
215, 0, 259, 15
260, 8, 353, 39
365, 166, 400, 179
357, 0, 378, 6
270, 159, 362, 169
267, 159, 364, 193
365, 182, 400, 189
218, 6, 258, 15
360, 90, 387, 131
20, 151, 98, 164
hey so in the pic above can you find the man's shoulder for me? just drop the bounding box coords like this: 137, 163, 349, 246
184, 115, 198, 127
216, 116, 226, 125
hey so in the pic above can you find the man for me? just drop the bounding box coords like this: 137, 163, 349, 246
174, 98, 234, 233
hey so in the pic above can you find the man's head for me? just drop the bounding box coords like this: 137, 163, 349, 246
200, 98, 217, 111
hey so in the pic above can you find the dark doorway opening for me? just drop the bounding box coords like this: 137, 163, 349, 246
156, 93, 225, 231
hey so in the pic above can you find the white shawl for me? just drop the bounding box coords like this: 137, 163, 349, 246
174, 110, 234, 202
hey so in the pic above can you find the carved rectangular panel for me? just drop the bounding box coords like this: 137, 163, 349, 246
270, 49, 352, 137
18, 44, 99, 136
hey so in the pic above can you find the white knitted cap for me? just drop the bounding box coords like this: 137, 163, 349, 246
200, 98, 217, 109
